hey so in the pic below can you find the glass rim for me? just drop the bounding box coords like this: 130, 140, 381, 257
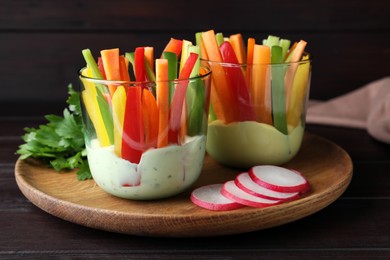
78, 65, 212, 85
201, 52, 312, 67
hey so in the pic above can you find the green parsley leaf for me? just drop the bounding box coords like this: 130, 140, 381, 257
16, 84, 92, 180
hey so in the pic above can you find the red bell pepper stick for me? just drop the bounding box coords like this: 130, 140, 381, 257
122, 86, 144, 163
168, 52, 199, 144
134, 47, 147, 82
219, 41, 256, 121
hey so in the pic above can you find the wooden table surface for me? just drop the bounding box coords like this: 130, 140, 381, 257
1, 104, 389, 259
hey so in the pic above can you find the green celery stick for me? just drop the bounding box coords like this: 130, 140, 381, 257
189, 45, 200, 77
96, 94, 114, 144
82, 49, 106, 94
284, 49, 294, 63
271, 45, 288, 135
144, 57, 156, 82
82, 49, 104, 80
125, 52, 135, 65
208, 103, 217, 121
162, 52, 178, 80
125, 52, 135, 79
180, 40, 193, 73
216, 32, 224, 47
265, 35, 280, 48
279, 39, 291, 60
162, 51, 178, 105
82, 49, 113, 144
195, 32, 204, 58
186, 45, 205, 136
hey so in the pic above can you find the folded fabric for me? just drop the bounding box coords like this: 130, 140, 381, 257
307, 77, 390, 144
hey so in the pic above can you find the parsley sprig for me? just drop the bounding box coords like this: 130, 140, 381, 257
16, 84, 92, 180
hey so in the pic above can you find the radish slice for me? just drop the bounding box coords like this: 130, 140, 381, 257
191, 184, 244, 211
221, 181, 282, 208
235, 172, 300, 201
249, 165, 310, 193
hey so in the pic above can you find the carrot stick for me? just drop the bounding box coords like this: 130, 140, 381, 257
284, 42, 298, 63
144, 47, 154, 72
229, 33, 246, 64
161, 38, 183, 58
142, 89, 159, 149
119, 56, 130, 81
252, 44, 272, 124
196, 32, 209, 60
155, 58, 169, 148
246, 37, 255, 88
101, 48, 121, 95
201, 29, 238, 123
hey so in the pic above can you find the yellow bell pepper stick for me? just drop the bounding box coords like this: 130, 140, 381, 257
287, 55, 311, 127
111, 86, 127, 157
81, 67, 111, 146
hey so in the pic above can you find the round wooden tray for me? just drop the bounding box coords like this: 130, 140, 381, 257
15, 133, 353, 237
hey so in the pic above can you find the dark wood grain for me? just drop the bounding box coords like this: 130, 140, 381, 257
1, 0, 388, 32
13, 133, 353, 237
1, 0, 389, 258
2, 115, 390, 257
0, 0, 389, 105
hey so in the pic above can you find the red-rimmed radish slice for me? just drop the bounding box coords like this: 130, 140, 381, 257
249, 165, 310, 193
191, 184, 244, 211
221, 181, 282, 208
235, 172, 300, 201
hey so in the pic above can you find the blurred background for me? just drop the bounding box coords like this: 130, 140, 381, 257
1, 0, 389, 115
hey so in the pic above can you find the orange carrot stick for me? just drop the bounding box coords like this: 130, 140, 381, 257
246, 37, 255, 89
142, 89, 159, 149
229, 33, 246, 64
284, 42, 298, 62
155, 58, 169, 148
119, 56, 130, 81
252, 44, 272, 124
196, 32, 209, 60
144, 47, 154, 73
101, 48, 121, 95
161, 38, 183, 58
202, 30, 238, 123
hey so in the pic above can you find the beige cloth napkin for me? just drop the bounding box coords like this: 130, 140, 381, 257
307, 77, 390, 144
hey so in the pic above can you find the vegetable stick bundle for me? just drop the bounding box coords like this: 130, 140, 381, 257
197, 30, 310, 134
81, 38, 210, 164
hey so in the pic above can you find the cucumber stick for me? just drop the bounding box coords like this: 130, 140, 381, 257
82, 49, 114, 144
186, 45, 206, 136
271, 46, 288, 135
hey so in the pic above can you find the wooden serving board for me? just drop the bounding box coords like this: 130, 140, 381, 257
15, 133, 353, 237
